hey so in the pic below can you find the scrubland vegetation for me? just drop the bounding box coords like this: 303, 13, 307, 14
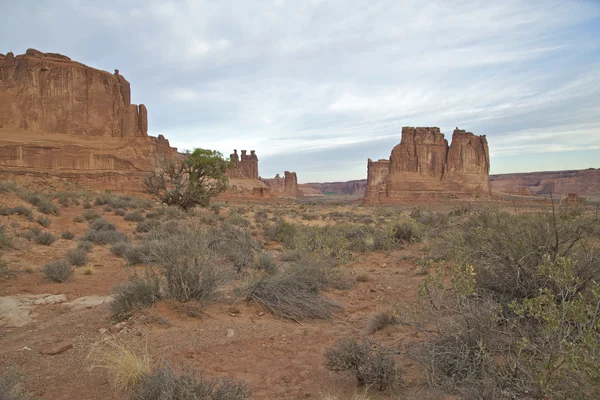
1, 180, 598, 399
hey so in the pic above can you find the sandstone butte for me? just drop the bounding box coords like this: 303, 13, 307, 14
261, 171, 304, 198
365, 127, 491, 202
224, 149, 272, 197
0, 49, 178, 192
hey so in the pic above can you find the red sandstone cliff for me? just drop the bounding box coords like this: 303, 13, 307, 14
262, 171, 304, 198
0, 49, 177, 191
365, 127, 491, 202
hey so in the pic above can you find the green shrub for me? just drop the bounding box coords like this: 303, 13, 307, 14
391, 220, 422, 243
35, 231, 56, 246
77, 240, 93, 252
42, 259, 73, 282
89, 218, 116, 231
36, 215, 51, 228
82, 230, 128, 245
61, 231, 75, 240
325, 338, 400, 391
110, 243, 145, 265
114, 208, 127, 217
208, 224, 259, 271
110, 278, 158, 320
130, 365, 251, 400
66, 248, 89, 267
73, 215, 85, 223
82, 200, 92, 209
264, 220, 297, 247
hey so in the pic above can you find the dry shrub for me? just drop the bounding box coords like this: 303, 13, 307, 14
130, 364, 251, 400
89, 340, 152, 393
34, 231, 56, 246
124, 210, 145, 222
110, 278, 158, 320
0, 225, 12, 249
252, 252, 278, 275
366, 311, 399, 334
240, 256, 344, 322
228, 213, 250, 227
61, 231, 75, 240
42, 259, 73, 282
82, 219, 128, 245
36, 215, 51, 228
82, 210, 101, 221
66, 247, 89, 267
73, 215, 85, 223
208, 223, 259, 271
325, 339, 400, 391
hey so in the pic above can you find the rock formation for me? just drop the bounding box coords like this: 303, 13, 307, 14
490, 168, 600, 199
306, 180, 368, 196
261, 171, 304, 198
0, 49, 178, 191
226, 149, 259, 180
364, 127, 491, 202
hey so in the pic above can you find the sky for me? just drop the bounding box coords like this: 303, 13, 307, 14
2, 0, 599, 183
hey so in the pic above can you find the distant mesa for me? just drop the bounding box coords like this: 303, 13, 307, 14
364, 127, 491, 202
0, 49, 178, 191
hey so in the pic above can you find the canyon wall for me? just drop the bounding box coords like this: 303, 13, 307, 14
0, 49, 177, 192
307, 179, 368, 196
364, 127, 491, 202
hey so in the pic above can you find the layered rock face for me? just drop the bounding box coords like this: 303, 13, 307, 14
365, 127, 491, 202
261, 171, 304, 198
490, 168, 600, 198
0, 49, 177, 192
307, 180, 368, 196
226, 149, 259, 180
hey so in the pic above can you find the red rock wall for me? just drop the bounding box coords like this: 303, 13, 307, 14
364, 126, 491, 202
261, 171, 304, 198
0, 49, 178, 192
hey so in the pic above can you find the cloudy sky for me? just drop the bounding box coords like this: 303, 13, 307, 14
3, 0, 599, 182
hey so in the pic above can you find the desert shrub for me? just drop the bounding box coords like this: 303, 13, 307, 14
0, 368, 33, 400
210, 204, 221, 215
144, 211, 161, 219
391, 220, 422, 243
264, 220, 298, 247
0, 181, 19, 193
254, 209, 267, 221
77, 240, 93, 252
124, 210, 145, 222
35, 231, 56, 246
325, 339, 400, 391
103, 205, 113, 212
142, 227, 228, 302
42, 259, 73, 282
82, 200, 92, 209
110, 278, 158, 320
82, 210, 101, 221
73, 215, 85, 223
444, 206, 600, 303
23, 227, 41, 241
135, 219, 161, 233
61, 231, 75, 240
114, 208, 127, 216
66, 247, 89, 267
110, 243, 145, 265
82, 229, 128, 245
228, 213, 250, 227
57, 195, 71, 207
8, 206, 32, 217
240, 261, 343, 322
36, 215, 51, 228
301, 212, 318, 221
208, 223, 259, 271
89, 218, 115, 231
0, 225, 12, 249
36, 198, 59, 215
130, 365, 251, 400
252, 253, 278, 275
367, 311, 399, 334
163, 206, 187, 220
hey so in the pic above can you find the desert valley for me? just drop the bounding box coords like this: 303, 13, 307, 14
1, 6, 599, 400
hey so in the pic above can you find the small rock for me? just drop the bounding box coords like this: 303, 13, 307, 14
228, 307, 241, 316
40, 342, 73, 355
283, 376, 292, 383
226, 329, 235, 338
258, 311, 265, 316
